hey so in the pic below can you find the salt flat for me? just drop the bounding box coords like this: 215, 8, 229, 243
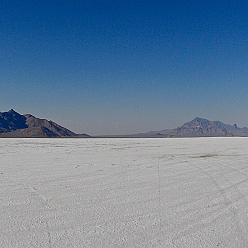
1, 138, 248, 248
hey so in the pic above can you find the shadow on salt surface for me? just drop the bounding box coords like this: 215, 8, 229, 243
191, 154, 219, 158
191, 154, 242, 159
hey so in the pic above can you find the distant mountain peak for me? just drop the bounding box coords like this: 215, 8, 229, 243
191, 117, 211, 123
8, 108, 16, 113
7, 109, 22, 116
192, 117, 206, 121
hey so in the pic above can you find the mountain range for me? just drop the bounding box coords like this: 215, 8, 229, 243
126, 117, 248, 138
1, 109, 248, 138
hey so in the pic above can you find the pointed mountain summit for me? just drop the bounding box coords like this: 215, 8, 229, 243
0, 109, 90, 138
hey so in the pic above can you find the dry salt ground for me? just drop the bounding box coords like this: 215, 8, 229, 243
1, 138, 248, 248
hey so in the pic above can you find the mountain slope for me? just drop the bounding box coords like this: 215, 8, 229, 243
0, 109, 90, 138
24, 114, 76, 137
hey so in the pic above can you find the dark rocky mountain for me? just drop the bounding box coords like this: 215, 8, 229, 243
126, 117, 248, 138
0, 109, 90, 138
0, 109, 27, 132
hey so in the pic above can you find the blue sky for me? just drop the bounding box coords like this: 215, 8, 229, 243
1, 1, 248, 135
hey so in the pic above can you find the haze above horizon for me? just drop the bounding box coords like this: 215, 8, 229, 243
1, 1, 248, 135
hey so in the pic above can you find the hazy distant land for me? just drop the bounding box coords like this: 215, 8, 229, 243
1, 109, 248, 138
0, 109, 90, 138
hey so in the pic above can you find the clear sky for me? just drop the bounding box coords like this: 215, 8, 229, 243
1, 1, 248, 135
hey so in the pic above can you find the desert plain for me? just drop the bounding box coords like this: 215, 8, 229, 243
1, 138, 248, 248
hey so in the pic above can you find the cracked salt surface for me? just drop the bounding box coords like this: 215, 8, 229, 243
1, 138, 248, 247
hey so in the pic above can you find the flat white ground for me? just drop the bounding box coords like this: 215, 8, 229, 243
1, 138, 248, 248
